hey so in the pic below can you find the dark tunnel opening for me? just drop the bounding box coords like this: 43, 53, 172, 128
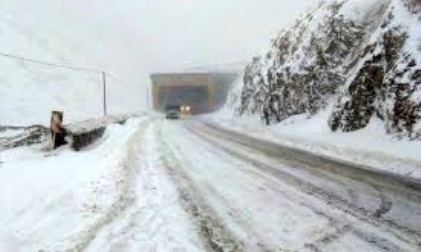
158, 85, 210, 114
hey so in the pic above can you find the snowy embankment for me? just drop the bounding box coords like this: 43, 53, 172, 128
215, 0, 421, 180
0, 113, 145, 153
239, 0, 421, 138
0, 117, 146, 251
205, 107, 421, 180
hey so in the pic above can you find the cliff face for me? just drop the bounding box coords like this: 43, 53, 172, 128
239, 0, 421, 139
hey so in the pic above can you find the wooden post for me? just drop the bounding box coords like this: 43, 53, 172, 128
102, 71, 107, 116
50, 111, 66, 150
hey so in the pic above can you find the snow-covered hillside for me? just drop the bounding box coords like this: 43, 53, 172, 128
236, 0, 421, 139
0, 0, 145, 126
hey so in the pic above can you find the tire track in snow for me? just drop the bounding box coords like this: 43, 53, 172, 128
187, 122, 421, 252
61, 119, 152, 252
157, 123, 248, 252
84, 120, 205, 252
198, 181, 274, 251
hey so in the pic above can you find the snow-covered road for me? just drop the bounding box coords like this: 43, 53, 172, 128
1, 116, 420, 251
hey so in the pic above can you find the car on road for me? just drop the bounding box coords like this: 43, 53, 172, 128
165, 105, 181, 120
166, 110, 179, 120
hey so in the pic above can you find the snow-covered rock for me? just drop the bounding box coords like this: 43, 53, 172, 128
237, 0, 421, 139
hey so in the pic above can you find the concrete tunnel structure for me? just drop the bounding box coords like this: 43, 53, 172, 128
150, 72, 238, 115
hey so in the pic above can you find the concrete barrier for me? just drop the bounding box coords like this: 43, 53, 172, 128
64, 114, 134, 151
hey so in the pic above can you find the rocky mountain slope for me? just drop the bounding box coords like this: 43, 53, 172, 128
237, 0, 421, 139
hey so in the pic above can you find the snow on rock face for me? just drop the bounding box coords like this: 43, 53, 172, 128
330, 0, 421, 138
237, 0, 421, 139
241, 0, 367, 121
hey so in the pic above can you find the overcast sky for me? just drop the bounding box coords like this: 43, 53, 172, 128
3, 0, 320, 77
70, 0, 320, 108
2, 0, 320, 111
114, 0, 320, 72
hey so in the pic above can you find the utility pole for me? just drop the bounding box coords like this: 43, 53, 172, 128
102, 71, 107, 116
146, 86, 150, 110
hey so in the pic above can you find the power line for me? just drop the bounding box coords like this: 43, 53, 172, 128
0, 51, 131, 117
105, 72, 126, 85
0, 51, 102, 73
0, 51, 129, 83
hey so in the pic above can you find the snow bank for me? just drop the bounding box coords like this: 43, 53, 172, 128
0, 117, 146, 251
206, 111, 421, 180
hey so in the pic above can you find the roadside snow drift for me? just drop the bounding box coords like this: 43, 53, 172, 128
0, 118, 145, 251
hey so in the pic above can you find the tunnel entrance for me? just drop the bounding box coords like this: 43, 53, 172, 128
159, 85, 210, 114
151, 72, 238, 115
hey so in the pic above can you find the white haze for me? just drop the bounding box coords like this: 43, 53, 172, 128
0, 0, 318, 118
